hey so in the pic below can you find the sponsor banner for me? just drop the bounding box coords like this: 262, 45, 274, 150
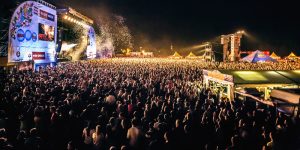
39, 9, 55, 22
17, 29, 25, 42
32, 52, 45, 60
32, 32, 37, 42
25, 30, 32, 41
33, 6, 39, 15
8, 1, 57, 63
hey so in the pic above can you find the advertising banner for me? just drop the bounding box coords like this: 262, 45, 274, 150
8, 1, 57, 63
32, 52, 46, 60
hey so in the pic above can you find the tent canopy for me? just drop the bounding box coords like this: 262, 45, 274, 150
287, 52, 298, 59
170, 51, 183, 58
270, 52, 281, 59
186, 52, 197, 58
220, 70, 300, 85
241, 50, 277, 63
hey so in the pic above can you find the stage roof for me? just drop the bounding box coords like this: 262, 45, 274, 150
219, 70, 300, 85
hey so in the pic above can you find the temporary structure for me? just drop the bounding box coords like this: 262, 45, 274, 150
169, 51, 183, 59
286, 52, 299, 60
186, 52, 198, 59
241, 50, 276, 63
270, 52, 281, 60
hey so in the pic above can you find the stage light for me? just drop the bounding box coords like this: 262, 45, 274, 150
64, 15, 68, 19
237, 30, 245, 34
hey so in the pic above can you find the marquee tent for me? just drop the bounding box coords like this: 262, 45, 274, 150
270, 52, 281, 60
169, 51, 183, 59
186, 52, 198, 59
286, 52, 299, 60
241, 50, 276, 63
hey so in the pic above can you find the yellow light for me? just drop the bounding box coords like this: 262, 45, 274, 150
237, 30, 245, 34
64, 15, 68, 19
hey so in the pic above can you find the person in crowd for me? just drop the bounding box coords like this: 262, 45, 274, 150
93, 125, 105, 149
127, 118, 145, 150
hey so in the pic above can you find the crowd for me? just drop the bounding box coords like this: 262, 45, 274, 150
182, 60, 300, 70
0, 58, 300, 150
216, 61, 300, 70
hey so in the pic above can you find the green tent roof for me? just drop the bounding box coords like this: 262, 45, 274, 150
219, 70, 300, 85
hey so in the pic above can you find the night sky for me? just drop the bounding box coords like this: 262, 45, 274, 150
3, 0, 300, 56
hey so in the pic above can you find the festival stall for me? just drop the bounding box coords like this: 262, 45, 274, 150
203, 70, 234, 100
203, 70, 300, 102
128, 51, 154, 57
270, 89, 300, 115
142, 51, 154, 57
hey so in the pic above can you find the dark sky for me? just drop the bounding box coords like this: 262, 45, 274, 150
4, 0, 300, 55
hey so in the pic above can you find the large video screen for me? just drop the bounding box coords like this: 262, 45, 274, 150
38, 23, 55, 41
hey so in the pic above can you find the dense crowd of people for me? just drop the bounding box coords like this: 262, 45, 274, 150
1, 58, 300, 150
216, 61, 300, 70
181, 59, 300, 70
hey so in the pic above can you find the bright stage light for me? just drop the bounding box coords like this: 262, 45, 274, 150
237, 30, 245, 34
61, 43, 78, 51
63, 15, 90, 27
